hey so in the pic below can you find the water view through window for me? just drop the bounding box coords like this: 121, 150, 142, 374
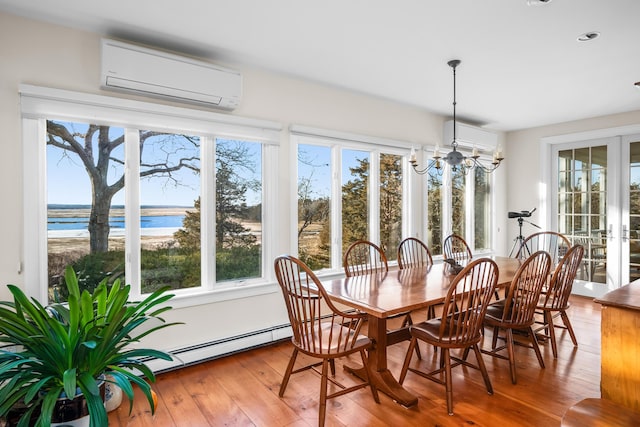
47, 120, 263, 300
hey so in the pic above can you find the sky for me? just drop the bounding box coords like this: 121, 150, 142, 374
47, 121, 261, 207
297, 143, 368, 198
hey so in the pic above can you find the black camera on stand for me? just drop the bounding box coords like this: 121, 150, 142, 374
508, 210, 533, 219
508, 208, 539, 257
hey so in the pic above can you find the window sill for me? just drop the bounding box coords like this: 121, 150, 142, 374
167, 280, 280, 309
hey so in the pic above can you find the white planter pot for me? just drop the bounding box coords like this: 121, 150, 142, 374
105, 376, 123, 412
51, 413, 90, 427
50, 394, 90, 427
50, 379, 105, 426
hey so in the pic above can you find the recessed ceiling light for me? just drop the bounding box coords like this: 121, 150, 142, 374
526, 0, 552, 5
577, 31, 600, 42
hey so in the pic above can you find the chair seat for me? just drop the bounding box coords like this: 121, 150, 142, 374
309, 322, 372, 354
409, 319, 441, 343
485, 299, 535, 328
486, 298, 506, 311
411, 314, 481, 347
484, 300, 508, 323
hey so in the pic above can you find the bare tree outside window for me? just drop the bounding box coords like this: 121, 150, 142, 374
297, 145, 331, 269
46, 121, 262, 299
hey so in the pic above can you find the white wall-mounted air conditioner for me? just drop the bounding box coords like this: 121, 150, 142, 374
444, 120, 498, 150
101, 39, 242, 110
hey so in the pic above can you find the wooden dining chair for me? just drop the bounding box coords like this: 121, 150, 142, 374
398, 237, 438, 319
442, 234, 473, 263
397, 237, 433, 269
344, 239, 421, 359
516, 231, 570, 268
274, 255, 379, 427
343, 240, 389, 277
482, 250, 551, 384
399, 258, 499, 415
442, 234, 500, 301
534, 244, 584, 358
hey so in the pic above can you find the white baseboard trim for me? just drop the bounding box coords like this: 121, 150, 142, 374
144, 323, 293, 373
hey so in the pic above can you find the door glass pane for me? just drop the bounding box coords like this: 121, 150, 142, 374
427, 170, 443, 255
139, 130, 201, 293
559, 146, 607, 283
574, 192, 587, 215
558, 193, 573, 215
342, 149, 369, 252
297, 144, 331, 270
379, 153, 402, 261
575, 148, 589, 171
47, 121, 126, 302
629, 142, 640, 280
558, 150, 572, 193
592, 146, 607, 169
215, 139, 262, 282
557, 213, 572, 236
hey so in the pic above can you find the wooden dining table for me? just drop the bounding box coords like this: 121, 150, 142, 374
320, 255, 522, 407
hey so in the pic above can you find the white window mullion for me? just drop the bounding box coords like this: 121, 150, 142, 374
369, 151, 381, 244
465, 170, 475, 249
290, 135, 300, 258
201, 135, 216, 289
124, 128, 141, 298
442, 168, 453, 237
614, 137, 625, 284
262, 143, 279, 281
22, 118, 48, 301
332, 147, 342, 269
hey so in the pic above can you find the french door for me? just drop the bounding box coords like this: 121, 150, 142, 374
552, 138, 616, 297
552, 134, 640, 297
622, 134, 640, 286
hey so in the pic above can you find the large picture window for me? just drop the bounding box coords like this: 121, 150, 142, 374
46, 121, 265, 299
22, 86, 280, 302
295, 133, 406, 270
295, 130, 494, 271
427, 164, 492, 255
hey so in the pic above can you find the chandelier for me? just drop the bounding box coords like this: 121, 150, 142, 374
410, 59, 504, 175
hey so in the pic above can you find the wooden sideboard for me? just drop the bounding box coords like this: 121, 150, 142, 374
594, 281, 640, 412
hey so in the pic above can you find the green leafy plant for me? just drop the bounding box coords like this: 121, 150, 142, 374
0, 266, 181, 426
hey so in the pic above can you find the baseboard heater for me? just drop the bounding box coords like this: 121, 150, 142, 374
143, 323, 294, 373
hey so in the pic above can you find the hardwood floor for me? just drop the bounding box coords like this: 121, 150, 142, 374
108, 295, 601, 426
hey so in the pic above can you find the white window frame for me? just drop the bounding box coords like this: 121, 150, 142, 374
423, 150, 496, 257
291, 125, 417, 274
20, 85, 282, 304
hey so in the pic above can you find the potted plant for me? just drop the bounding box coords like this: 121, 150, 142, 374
0, 266, 180, 426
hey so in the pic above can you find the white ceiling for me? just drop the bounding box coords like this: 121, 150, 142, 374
2, 0, 639, 131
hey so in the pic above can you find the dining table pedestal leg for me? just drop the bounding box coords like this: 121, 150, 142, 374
344, 315, 418, 407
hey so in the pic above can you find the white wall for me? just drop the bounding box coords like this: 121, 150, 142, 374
0, 12, 461, 357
